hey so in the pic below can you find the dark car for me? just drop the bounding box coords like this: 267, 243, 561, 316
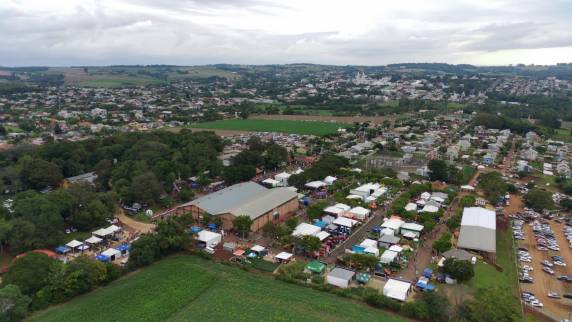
563, 293, 572, 299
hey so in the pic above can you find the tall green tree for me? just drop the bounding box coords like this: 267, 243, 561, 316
0, 285, 31, 322
233, 215, 253, 238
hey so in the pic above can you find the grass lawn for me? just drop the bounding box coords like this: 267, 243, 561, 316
467, 227, 519, 294
30, 256, 407, 322
191, 119, 348, 136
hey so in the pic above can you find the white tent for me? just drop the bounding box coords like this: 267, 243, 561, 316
421, 205, 439, 213
431, 196, 445, 203
460, 185, 475, 191
323, 176, 337, 185
349, 207, 370, 220
274, 252, 293, 262
85, 236, 103, 244
404, 203, 418, 212
316, 231, 331, 241
420, 192, 431, 200
345, 194, 362, 200
101, 248, 121, 260
380, 250, 398, 264
274, 172, 291, 185
66, 240, 83, 249
333, 203, 351, 211
360, 239, 378, 248
305, 181, 326, 189
107, 225, 122, 233
197, 230, 222, 247
324, 206, 345, 216
333, 217, 358, 228
93, 228, 112, 238
381, 218, 404, 231
364, 247, 379, 256
262, 178, 280, 187
389, 245, 403, 253
292, 223, 321, 237
251, 245, 266, 253
383, 279, 411, 301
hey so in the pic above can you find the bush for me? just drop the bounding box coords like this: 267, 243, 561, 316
432, 232, 452, 253
443, 258, 474, 282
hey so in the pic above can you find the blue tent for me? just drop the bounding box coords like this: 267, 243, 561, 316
371, 226, 382, 234
55, 246, 70, 254
96, 254, 110, 262
313, 220, 327, 229
425, 284, 436, 292
115, 244, 130, 252
423, 268, 433, 278
190, 226, 202, 234
207, 223, 217, 231
351, 245, 365, 254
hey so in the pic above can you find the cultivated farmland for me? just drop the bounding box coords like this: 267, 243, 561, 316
191, 119, 349, 136
30, 256, 406, 322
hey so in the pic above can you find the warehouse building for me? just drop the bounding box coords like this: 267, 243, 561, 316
457, 207, 496, 255
184, 182, 299, 232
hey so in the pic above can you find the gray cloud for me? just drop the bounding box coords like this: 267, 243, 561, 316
0, 0, 571, 66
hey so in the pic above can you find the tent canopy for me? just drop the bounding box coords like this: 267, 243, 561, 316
85, 236, 103, 244
305, 260, 326, 273
274, 252, 293, 261
380, 250, 398, 264
333, 217, 358, 228
55, 246, 70, 254
101, 248, 121, 257
66, 240, 83, 248
383, 279, 411, 301
292, 223, 321, 237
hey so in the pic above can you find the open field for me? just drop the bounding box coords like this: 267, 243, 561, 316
30, 256, 406, 322
191, 119, 349, 135
251, 114, 393, 124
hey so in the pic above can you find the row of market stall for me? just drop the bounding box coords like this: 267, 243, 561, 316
55, 224, 123, 255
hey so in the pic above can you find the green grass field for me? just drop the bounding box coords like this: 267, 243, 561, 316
467, 227, 519, 294
30, 256, 406, 322
191, 119, 348, 135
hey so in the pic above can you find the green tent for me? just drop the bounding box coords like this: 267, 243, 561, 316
305, 260, 326, 274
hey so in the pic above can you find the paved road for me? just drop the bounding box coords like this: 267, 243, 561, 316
324, 211, 386, 263
323, 193, 402, 263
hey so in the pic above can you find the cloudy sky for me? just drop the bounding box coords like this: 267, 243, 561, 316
1, 0, 572, 66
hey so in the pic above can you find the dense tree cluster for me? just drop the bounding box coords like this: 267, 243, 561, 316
0, 252, 120, 320
128, 215, 193, 270
525, 189, 555, 211
1, 130, 224, 205
428, 160, 476, 185
223, 136, 289, 185
477, 171, 508, 203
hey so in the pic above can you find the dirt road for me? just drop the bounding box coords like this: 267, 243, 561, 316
117, 210, 156, 234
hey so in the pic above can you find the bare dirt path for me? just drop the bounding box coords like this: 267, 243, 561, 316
116, 210, 156, 234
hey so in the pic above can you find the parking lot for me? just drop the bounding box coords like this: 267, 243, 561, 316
515, 218, 572, 320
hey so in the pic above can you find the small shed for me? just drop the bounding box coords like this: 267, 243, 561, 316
379, 235, 400, 248
383, 279, 411, 301
327, 267, 355, 288
349, 207, 370, 220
